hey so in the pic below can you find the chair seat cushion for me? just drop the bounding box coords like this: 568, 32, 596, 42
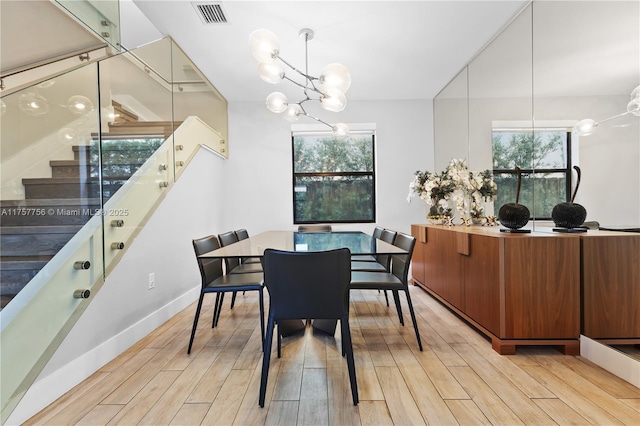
350, 261, 387, 272
229, 263, 263, 274
350, 271, 403, 290
351, 254, 377, 262
206, 272, 264, 291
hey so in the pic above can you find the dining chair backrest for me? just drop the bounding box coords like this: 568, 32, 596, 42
192, 235, 224, 286
390, 232, 416, 284
297, 224, 332, 233
235, 229, 250, 240
218, 231, 241, 271
376, 229, 397, 269
262, 248, 351, 319
372, 226, 384, 239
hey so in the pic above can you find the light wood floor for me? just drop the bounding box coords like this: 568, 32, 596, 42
26, 285, 640, 425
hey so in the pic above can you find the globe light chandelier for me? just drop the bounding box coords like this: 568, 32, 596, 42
249, 28, 351, 136
572, 85, 640, 136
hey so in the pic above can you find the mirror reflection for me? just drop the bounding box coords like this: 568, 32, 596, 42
434, 0, 639, 364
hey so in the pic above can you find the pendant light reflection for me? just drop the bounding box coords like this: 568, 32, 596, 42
19, 92, 49, 116
572, 85, 640, 136
67, 95, 94, 115
58, 127, 77, 145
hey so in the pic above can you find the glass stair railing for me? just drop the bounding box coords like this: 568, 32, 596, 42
0, 36, 228, 423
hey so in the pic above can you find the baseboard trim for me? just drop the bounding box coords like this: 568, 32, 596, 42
580, 335, 640, 388
6, 288, 199, 426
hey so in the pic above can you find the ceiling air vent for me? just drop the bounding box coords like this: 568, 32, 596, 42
192, 2, 229, 24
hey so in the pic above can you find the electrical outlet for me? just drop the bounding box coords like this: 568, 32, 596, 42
148, 273, 155, 290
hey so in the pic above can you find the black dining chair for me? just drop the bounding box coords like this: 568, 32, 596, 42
350, 232, 423, 351
218, 231, 263, 274
351, 226, 384, 262
188, 235, 265, 354
259, 248, 358, 407
350, 228, 397, 272
235, 229, 261, 264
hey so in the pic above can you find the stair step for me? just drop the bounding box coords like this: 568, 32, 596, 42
21, 177, 129, 199
1, 225, 81, 257
50, 160, 92, 178
0, 256, 54, 308
1, 199, 100, 224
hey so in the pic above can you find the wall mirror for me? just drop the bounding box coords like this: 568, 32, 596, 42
434, 0, 639, 362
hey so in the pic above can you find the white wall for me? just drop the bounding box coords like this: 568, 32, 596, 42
223, 99, 434, 235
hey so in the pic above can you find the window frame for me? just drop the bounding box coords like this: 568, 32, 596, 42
492, 129, 573, 220
291, 131, 376, 225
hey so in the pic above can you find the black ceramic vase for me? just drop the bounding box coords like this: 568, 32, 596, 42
498, 166, 530, 229
552, 165, 587, 228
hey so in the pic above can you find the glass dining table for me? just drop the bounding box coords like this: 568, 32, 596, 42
198, 230, 407, 260
198, 230, 407, 336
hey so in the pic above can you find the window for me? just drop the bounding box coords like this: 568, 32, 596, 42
292, 131, 375, 224
492, 129, 572, 219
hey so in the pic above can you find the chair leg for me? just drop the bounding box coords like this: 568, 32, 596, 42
383, 290, 390, 306
341, 318, 359, 405
404, 289, 423, 351
259, 316, 276, 407
214, 292, 225, 327
392, 290, 404, 326
231, 291, 237, 309
277, 322, 282, 358
258, 288, 265, 352
212, 293, 221, 328
188, 293, 205, 354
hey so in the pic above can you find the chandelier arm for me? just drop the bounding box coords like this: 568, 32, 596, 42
283, 75, 324, 95
301, 112, 334, 130
598, 110, 631, 125
277, 57, 319, 83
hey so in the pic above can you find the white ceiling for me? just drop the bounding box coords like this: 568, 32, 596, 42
131, 0, 529, 103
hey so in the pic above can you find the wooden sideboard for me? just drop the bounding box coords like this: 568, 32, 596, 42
411, 224, 581, 354
581, 231, 640, 344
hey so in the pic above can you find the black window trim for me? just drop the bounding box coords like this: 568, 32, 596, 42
291, 133, 377, 225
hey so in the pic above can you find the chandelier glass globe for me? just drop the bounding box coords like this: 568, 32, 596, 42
249, 29, 280, 63
266, 92, 288, 113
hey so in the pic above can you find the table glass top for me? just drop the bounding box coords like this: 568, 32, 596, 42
199, 231, 407, 258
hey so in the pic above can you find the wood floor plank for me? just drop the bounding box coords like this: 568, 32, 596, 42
272, 359, 304, 401
358, 400, 394, 426
390, 347, 460, 425
621, 398, 640, 413
265, 400, 299, 426
531, 354, 640, 424
451, 342, 556, 425
75, 404, 123, 425
375, 366, 426, 425
448, 366, 525, 425
186, 347, 241, 403
138, 346, 220, 425
23, 372, 110, 426
169, 403, 210, 425
533, 398, 592, 425
353, 351, 385, 401
409, 344, 469, 400
106, 370, 181, 426
298, 399, 328, 426
520, 365, 625, 425
200, 369, 254, 425
445, 399, 490, 425
233, 361, 279, 426
558, 355, 640, 399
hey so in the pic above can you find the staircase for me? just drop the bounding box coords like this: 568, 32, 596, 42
0, 120, 166, 309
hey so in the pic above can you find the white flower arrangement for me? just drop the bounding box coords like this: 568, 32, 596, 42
408, 159, 497, 219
